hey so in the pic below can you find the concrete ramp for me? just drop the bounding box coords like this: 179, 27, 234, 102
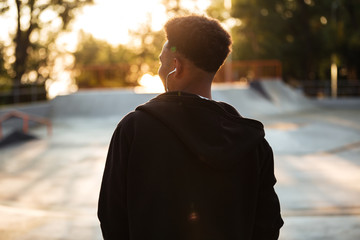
257, 79, 312, 111
212, 85, 281, 117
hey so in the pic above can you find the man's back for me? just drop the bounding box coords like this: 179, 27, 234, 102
98, 92, 283, 239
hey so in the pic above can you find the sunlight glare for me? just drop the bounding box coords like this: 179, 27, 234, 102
70, 0, 211, 47
46, 72, 78, 99
72, 0, 168, 46
134, 73, 165, 94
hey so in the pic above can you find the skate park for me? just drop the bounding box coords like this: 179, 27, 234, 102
0, 79, 359, 240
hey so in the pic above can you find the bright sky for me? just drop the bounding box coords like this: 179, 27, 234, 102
71, 0, 167, 46
68, 0, 211, 48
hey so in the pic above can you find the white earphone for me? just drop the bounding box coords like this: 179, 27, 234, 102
165, 68, 176, 92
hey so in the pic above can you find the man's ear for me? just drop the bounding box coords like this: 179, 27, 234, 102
173, 58, 182, 77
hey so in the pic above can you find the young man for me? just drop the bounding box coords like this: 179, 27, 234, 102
98, 15, 283, 239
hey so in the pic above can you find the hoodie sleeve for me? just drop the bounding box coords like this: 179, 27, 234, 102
252, 140, 284, 240
98, 121, 131, 240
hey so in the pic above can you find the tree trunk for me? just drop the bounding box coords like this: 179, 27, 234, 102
12, 0, 33, 103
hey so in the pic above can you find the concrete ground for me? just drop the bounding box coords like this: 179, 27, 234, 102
263, 106, 360, 240
0, 84, 359, 239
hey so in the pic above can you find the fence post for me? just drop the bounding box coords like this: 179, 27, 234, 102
23, 115, 29, 134
331, 63, 338, 98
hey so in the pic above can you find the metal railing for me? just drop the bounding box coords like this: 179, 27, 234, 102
214, 59, 282, 82
0, 110, 52, 139
300, 80, 360, 97
0, 83, 47, 105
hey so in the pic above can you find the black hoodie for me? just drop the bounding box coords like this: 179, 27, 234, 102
98, 92, 283, 240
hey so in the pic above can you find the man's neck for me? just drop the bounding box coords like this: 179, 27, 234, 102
180, 84, 212, 100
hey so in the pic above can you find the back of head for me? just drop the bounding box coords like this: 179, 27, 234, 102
165, 15, 232, 73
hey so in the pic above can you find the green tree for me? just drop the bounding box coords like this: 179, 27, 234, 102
74, 31, 139, 88
0, 43, 8, 78
219, 0, 360, 82
0, 43, 10, 95
329, 0, 360, 80
0, 0, 93, 103
74, 11, 167, 89
128, 16, 165, 80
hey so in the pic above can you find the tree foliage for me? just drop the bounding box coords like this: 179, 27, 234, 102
210, 0, 360, 82
74, 32, 137, 88
73, 22, 166, 88
128, 18, 166, 82
0, 0, 93, 103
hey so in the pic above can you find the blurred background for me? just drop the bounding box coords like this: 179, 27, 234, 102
0, 0, 359, 240
0, 0, 359, 102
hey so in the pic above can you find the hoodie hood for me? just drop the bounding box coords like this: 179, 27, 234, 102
136, 91, 265, 169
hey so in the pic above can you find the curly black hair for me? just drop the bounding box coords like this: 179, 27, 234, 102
164, 15, 232, 73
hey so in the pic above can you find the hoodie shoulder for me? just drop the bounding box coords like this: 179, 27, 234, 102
216, 101, 264, 130
217, 101, 242, 117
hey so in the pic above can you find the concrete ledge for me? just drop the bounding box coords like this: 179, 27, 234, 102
51, 89, 157, 118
